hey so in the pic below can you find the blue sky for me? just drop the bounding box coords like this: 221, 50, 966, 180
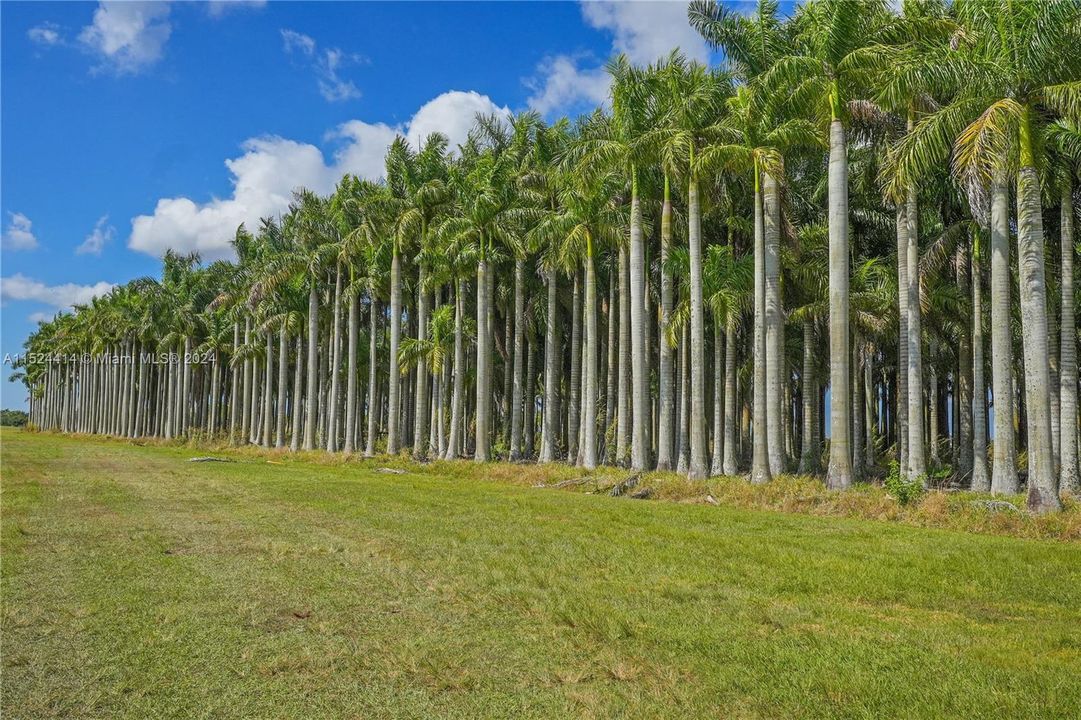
0, 1, 786, 409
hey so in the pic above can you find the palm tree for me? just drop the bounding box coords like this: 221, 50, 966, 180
769, 0, 888, 488
649, 57, 731, 479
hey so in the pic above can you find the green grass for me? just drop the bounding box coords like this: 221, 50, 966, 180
3, 429, 1079, 719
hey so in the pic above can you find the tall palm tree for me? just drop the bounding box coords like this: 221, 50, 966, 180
768, 0, 888, 488
650, 57, 731, 479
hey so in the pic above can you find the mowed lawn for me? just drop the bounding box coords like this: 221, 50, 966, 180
2, 430, 1079, 719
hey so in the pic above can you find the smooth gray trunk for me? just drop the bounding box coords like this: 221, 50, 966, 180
687, 176, 708, 479
906, 185, 927, 482
1060, 186, 1078, 494
387, 248, 401, 455
629, 181, 650, 470
1016, 166, 1059, 512
475, 259, 491, 462
510, 259, 526, 460
764, 173, 784, 476
445, 281, 465, 460
657, 184, 675, 470
303, 286, 319, 450
826, 120, 853, 489
990, 175, 1019, 493
539, 271, 560, 463
751, 178, 772, 484
971, 241, 991, 491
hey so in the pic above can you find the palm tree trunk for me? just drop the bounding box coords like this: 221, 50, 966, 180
568, 269, 582, 462
365, 296, 380, 456
291, 335, 304, 452
1016, 162, 1060, 512
687, 174, 708, 480
853, 338, 865, 478
262, 331, 273, 447
540, 272, 561, 463
304, 284, 319, 451
863, 345, 874, 466
956, 243, 974, 479
711, 314, 724, 475
751, 171, 772, 485
229, 322, 240, 444
502, 302, 513, 452
990, 174, 1019, 494
629, 172, 650, 470
603, 268, 617, 460
657, 175, 675, 470
826, 119, 853, 489
616, 249, 631, 465
677, 323, 691, 474
413, 265, 430, 460
929, 364, 939, 465
475, 257, 491, 463
326, 265, 343, 452
764, 172, 784, 476
723, 315, 739, 475
905, 184, 927, 482
583, 241, 599, 469
971, 241, 991, 491
510, 258, 526, 460
895, 204, 910, 473
1060, 185, 1078, 494
486, 269, 496, 454
525, 336, 537, 459
344, 290, 359, 453
387, 247, 402, 455
275, 326, 288, 448
446, 281, 465, 460
799, 318, 820, 474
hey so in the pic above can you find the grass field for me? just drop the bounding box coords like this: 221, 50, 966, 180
3, 429, 1080, 719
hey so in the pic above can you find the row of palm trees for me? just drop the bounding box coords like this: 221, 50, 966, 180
18, 0, 1079, 513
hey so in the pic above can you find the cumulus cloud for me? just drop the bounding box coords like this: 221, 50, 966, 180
582, 1, 709, 65
2, 213, 39, 251
526, 1, 709, 117
28, 23, 62, 46
128, 90, 510, 260
76, 216, 115, 256
407, 91, 511, 149
1, 274, 116, 310
79, 1, 171, 74
526, 54, 611, 116
281, 29, 362, 103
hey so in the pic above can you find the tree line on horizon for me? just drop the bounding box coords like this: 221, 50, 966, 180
14, 0, 1080, 513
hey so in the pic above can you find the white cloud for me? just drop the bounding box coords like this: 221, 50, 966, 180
130, 136, 339, 260
526, 55, 611, 116
526, 1, 709, 117
128, 90, 510, 260
206, 0, 266, 18
581, 1, 708, 65
329, 120, 401, 180
76, 216, 115, 256
79, 1, 172, 74
281, 28, 315, 56
281, 29, 362, 103
1, 274, 116, 310
28, 311, 55, 324
28, 23, 62, 46
2, 213, 39, 251
407, 91, 511, 149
